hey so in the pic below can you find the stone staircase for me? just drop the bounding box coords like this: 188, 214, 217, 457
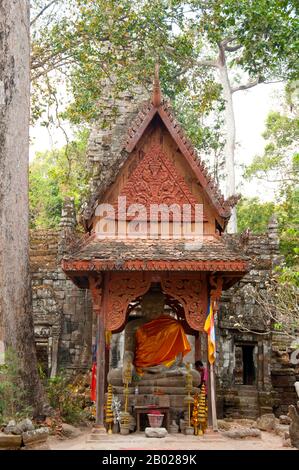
237, 386, 259, 419
223, 386, 259, 419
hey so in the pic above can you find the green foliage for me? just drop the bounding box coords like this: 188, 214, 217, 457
46, 372, 89, 424
245, 110, 299, 183
29, 129, 89, 228
30, 0, 299, 187
244, 84, 299, 270
277, 185, 299, 268
238, 190, 298, 275
189, 0, 299, 80
237, 197, 275, 234
0, 349, 32, 423
277, 266, 299, 287
31, 0, 299, 123
173, 78, 226, 180
31, 0, 191, 123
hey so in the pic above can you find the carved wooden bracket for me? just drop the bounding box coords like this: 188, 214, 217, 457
88, 271, 213, 333
209, 273, 223, 312
89, 275, 102, 314
106, 272, 152, 332
161, 273, 207, 332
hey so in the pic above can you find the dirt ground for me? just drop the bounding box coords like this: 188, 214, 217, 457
48, 429, 293, 451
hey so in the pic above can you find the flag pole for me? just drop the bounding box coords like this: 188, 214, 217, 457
210, 362, 218, 432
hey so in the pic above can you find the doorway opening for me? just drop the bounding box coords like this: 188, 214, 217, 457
234, 343, 256, 385
242, 345, 255, 385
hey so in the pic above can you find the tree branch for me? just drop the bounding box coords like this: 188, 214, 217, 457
221, 36, 242, 53
30, 0, 60, 27
263, 79, 285, 85
196, 59, 218, 68
232, 77, 260, 93
225, 44, 242, 52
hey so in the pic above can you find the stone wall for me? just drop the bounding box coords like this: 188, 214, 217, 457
30, 203, 92, 376
271, 332, 299, 415
29, 212, 298, 418
216, 219, 298, 418
83, 85, 148, 222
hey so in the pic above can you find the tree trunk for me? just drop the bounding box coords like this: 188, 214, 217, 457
0, 0, 46, 414
218, 46, 237, 233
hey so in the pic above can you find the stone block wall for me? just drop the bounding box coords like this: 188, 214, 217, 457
215, 219, 298, 418
29, 211, 298, 418
30, 228, 92, 377
83, 85, 148, 222
271, 332, 299, 415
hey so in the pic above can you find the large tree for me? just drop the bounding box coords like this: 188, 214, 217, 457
0, 0, 46, 414
245, 83, 299, 270
29, 1, 298, 233
182, 0, 299, 232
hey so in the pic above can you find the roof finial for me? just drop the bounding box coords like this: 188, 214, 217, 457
152, 63, 162, 107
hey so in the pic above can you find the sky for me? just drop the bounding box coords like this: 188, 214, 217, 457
234, 82, 284, 201
29, 81, 284, 202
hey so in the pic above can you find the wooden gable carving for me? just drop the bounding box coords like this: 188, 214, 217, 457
114, 143, 207, 221
85, 67, 236, 231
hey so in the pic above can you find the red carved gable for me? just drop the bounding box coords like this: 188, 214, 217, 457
114, 144, 207, 221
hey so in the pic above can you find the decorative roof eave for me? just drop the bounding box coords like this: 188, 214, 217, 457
62, 258, 249, 274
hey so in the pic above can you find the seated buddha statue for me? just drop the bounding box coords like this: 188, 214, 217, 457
108, 289, 200, 387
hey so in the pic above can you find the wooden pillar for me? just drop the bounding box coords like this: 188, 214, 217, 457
209, 363, 218, 431
95, 272, 109, 429
95, 310, 105, 427
195, 333, 201, 361
104, 337, 110, 394
89, 273, 109, 433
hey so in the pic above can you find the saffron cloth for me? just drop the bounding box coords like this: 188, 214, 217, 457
134, 315, 191, 374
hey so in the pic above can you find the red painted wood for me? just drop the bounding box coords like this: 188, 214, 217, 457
62, 258, 248, 273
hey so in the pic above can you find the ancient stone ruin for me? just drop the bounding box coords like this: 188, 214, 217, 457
29, 77, 298, 427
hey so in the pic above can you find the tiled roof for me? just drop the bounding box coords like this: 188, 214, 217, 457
62, 234, 249, 272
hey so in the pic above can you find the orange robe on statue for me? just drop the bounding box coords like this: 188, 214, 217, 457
134, 315, 191, 375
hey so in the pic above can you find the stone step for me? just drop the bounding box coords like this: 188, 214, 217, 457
235, 388, 259, 397
225, 405, 258, 413
226, 411, 259, 419
238, 397, 258, 405
113, 386, 199, 395
237, 410, 259, 417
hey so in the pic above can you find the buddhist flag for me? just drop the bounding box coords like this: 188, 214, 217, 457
204, 299, 216, 364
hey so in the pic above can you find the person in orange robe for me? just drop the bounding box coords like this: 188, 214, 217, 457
134, 315, 191, 375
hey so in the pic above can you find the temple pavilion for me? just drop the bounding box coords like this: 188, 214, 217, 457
62, 70, 249, 433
